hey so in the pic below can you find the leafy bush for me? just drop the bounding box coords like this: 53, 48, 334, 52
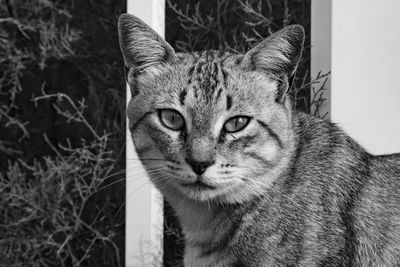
0, 0, 125, 266
1, 93, 121, 266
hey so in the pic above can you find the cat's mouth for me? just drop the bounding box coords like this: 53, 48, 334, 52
180, 178, 216, 190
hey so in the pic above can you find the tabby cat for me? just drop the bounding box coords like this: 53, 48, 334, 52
118, 13, 400, 266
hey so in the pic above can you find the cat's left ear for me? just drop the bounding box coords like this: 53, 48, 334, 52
241, 25, 305, 102
118, 14, 177, 75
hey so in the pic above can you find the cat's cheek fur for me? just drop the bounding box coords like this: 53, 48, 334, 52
243, 140, 279, 166
131, 127, 167, 188
131, 125, 154, 155
146, 120, 183, 155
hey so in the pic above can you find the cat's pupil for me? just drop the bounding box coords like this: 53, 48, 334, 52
236, 118, 242, 127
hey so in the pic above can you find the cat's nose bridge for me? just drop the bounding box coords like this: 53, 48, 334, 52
186, 136, 216, 164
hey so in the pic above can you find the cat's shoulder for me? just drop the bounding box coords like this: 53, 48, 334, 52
375, 153, 400, 162
371, 152, 400, 180
294, 111, 348, 151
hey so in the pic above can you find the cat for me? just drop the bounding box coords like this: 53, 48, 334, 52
118, 13, 400, 266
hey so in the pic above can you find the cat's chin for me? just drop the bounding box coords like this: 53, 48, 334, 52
177, 185, 221, 202
149, 174, 263, 204
174, 182, 262, 204
147, 177, 216, 203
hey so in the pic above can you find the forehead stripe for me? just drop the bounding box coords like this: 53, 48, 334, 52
221, 68, 228, 89
216, 88, 223, 100
187, 51, 232, 102
226, 95, 232, 110
179, 89, 187, 105
187, 65, 195, 84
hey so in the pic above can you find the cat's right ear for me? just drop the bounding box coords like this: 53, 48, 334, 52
241, 25, 304, 102
118, 14, 177, 76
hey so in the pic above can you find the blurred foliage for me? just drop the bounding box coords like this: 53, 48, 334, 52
0, 0, 126, 266
164, 0, 329, 266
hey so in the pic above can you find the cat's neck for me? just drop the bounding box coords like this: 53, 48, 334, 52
164, 189, 251, 250
165, 189, 222, 233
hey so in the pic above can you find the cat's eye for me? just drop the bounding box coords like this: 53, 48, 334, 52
223, 116, 251, 133
158, 109, 185, 131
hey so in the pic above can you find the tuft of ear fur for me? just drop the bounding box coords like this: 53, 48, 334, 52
241, 25, 304, 102
118, 13, 177, 75
242, 25, 305, 77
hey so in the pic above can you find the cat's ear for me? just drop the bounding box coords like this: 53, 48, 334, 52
118, 14, 177, 75
241, 25, 304, 102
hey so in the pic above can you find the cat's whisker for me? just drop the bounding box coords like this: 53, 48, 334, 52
96, 169, 127, 180
91, 168, 167, 197
113, 170, 175, 218
127, 158, 168, 162
99, 165, 167, 181
98, 166, 156, 181
113, 181, 154, 218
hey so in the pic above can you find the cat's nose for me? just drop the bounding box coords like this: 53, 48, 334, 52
185, 159, 215, 175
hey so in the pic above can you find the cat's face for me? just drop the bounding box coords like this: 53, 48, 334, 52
119, 14, 304, 204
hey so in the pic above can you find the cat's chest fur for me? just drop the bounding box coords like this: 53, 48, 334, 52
178, 194, 294, 267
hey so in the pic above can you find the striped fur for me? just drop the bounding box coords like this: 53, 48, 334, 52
119, 14, 400, 266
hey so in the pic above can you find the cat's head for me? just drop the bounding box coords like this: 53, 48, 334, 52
118, 14, 304, 204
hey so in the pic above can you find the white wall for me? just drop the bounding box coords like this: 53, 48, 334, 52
331, 0, 400, 155
126, 1, 165, 266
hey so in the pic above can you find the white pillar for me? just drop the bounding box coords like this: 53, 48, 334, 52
312, 0, 400, 155
126, 1, 165, 266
